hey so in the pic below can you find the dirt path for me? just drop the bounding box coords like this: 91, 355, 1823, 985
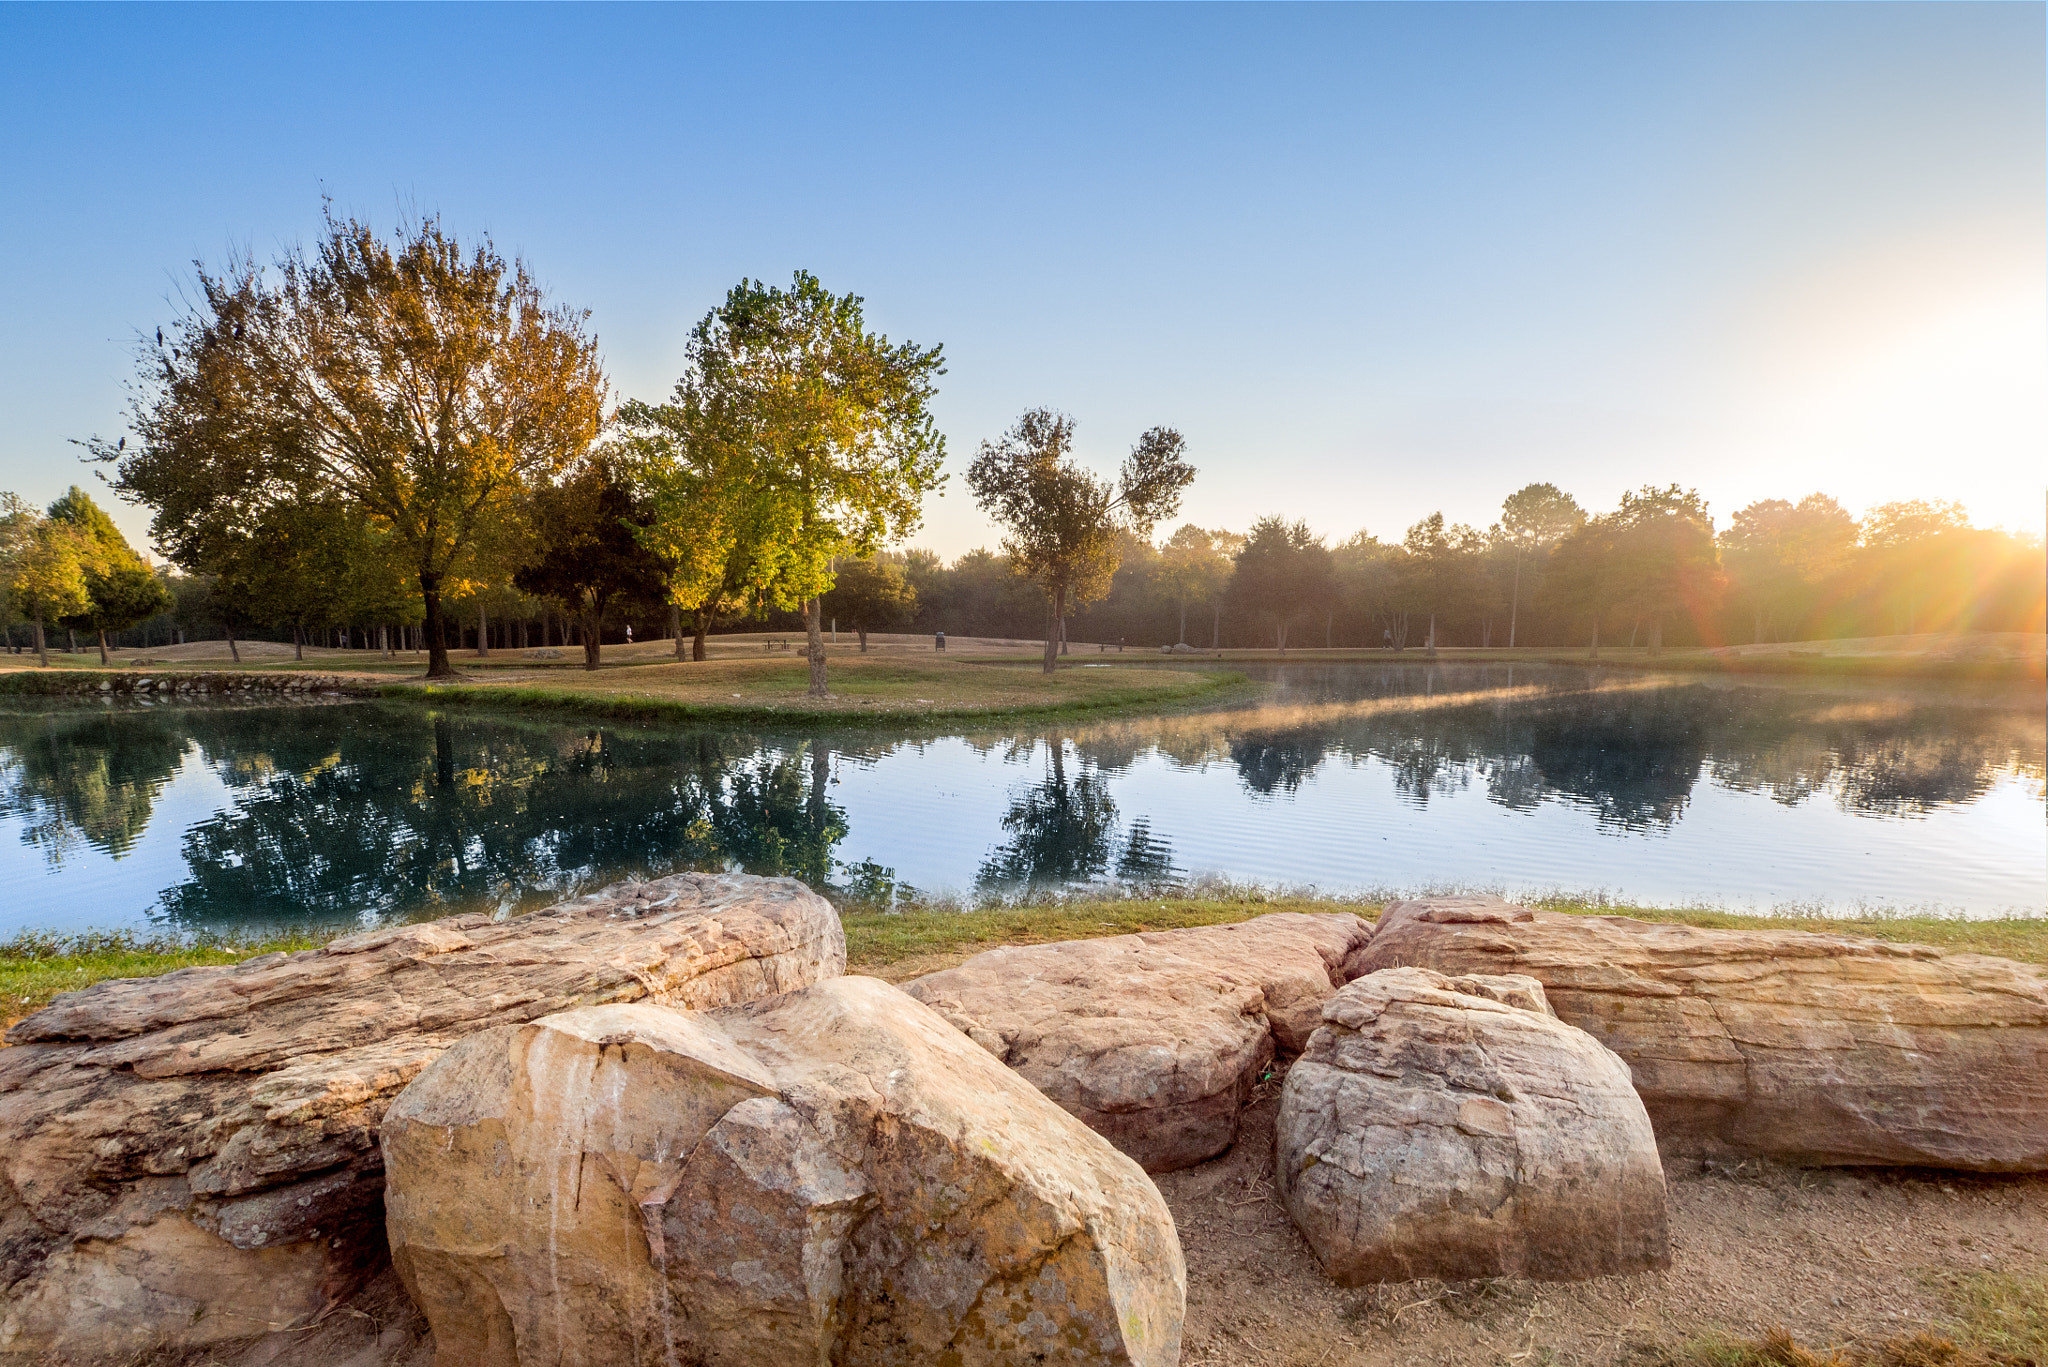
1158, 1065, 2047, 1366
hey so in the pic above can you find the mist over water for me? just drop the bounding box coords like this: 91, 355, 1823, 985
1, 662, 2040, 934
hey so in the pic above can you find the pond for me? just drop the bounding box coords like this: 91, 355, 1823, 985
1, 662, 2041, 935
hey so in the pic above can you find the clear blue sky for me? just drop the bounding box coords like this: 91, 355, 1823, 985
3, 3, 2041, 559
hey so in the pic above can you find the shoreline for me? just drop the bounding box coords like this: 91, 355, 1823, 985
7, 894, 2041, 1029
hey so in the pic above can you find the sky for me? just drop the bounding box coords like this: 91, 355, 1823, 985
2, 3, 2042, 561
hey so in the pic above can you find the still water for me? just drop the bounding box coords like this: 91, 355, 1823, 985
1, 663, 2041, 935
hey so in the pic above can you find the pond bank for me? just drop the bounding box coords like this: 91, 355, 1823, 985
0, 657, 1251, 727
6, 894, 2040, 1026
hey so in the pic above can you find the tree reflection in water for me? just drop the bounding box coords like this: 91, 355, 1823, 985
0, 665, 2036, 925
978, 733, 1187, 893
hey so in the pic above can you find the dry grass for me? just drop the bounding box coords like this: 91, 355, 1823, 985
1648, 1265, 2048, 1367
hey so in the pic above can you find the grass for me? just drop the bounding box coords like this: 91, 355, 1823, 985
1645, 1264, 2047, 1367
371, 655, 1249, 727
9, 891, 2036, 1030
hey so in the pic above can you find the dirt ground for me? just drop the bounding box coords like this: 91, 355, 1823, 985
1158, 1066, 2048, 1366
190, 1059, 2046, 1367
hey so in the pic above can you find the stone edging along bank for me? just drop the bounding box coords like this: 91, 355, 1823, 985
0, 669, 375, 698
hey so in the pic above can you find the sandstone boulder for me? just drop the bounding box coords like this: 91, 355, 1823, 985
382, 977, 1186, 1367
1278, 967, 1669, 1284
1355, 896, 2048, 1170
903, 912, 1372, 1171
0, 872, 843, 1363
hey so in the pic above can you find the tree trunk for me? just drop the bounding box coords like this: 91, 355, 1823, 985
33, 614, 48, 667
670, 605, 684, 660
96, 628, 109, 665
1648, 618, 1663, 657
225, 623, 240, 663
1589, 618, 1600, 660
693, 610, 710, 662
66, 629, 76, 654
1508, 557, 1522, 649
292, 624, 304, 661
1426, 613, 1438, 658
1325, 609, 1332, 648
1178, 599, 1188, 647
477, 605, 489, 658
420, 571, 454, 678
1211, 603, 1221, 649
1042, 590, 1060, 675
1059, 598, 1069, 656
804, 596, 829, 695
857, 626, 868, 653
583, 603, 603, 671
1275, 621, 1288, 653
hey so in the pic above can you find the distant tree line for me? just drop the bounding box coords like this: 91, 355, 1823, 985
3, 207, 2037, 669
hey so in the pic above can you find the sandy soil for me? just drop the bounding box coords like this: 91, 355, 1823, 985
187, 1056, 2045, 1367
1159, 1065, 2048, 1366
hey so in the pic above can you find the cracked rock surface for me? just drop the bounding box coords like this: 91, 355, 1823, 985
1354, 894, 2048, 1170
0, 872, 843, 1364
1277, 966, 1670, 1285
382, 977, 1186, 1367
904, 912, 1374, 1172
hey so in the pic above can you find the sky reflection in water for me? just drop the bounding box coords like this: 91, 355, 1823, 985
1, 663, 2040, 934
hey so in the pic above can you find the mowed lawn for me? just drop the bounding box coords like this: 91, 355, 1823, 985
377, 654, 1239, 720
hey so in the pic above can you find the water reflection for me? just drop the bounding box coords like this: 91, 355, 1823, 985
0, 661, 2039, 930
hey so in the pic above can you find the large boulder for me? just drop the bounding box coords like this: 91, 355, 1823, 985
1355, 895, 2048, 1170
381, 977, 1186, 1367
904, 912, 1372, 1171
1277, 967, 1669, 1285
0, 873, 843, 1364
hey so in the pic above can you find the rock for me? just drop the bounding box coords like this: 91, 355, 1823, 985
1354, 895, 2048, 1170
904, 912, 1372, 1171
382, 977, 1185, 1367
1135, 912, 1376, 1051
0, 872, 843, 1363
1277, 967, 1669, 1285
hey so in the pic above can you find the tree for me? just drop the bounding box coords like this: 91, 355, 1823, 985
1333, 531, 1408, 649
45, 486, 175, 664
823, 556, 917, 651
968, 410, 1194, 673
1608, 485, 1722, 654
1543, 514, 1621, 657
1720, 494, 1857, 643
102, 207, 606, 679
1398, 513, 1487, 655
5, 516, 93, 665
672, 272, 947, 697
1155, 524, 1234, 647
512, 459, 673, 670
1491, 483, 1584, 648
1226, 516, 1336, 651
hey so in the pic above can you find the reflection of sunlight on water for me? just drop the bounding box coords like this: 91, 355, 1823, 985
1, 676, 2041, 933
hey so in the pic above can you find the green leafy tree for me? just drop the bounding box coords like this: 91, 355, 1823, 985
1543, 514, 1622, 657
1609, 485, 1722, 654
101, 207, 606, 679
1491, 483, 1584, 648
968, 409, 1194, 672
822, 556, 917, 652
46, 486, 174, 664
1155, 524, 1235, 647
1226, 516, 1336, 651
1398, 512, 1487, 655
512, 459, 673, 670
671, 272, 948, 696
1333, 531, 1408, 648
1720, 494, 1857, 643
6, 517, 94, 665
